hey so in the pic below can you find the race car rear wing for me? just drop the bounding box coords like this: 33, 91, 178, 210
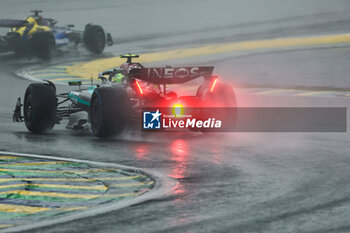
130, 66, 214, 84
0, 19, 28, 28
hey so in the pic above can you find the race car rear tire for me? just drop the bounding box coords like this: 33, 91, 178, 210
197, 82, 236, 107
90, 85, 129, 137
30, 31, 56, 60
24, 83, 57, 133
6, 32, 23, 57
83, 24, 106, 54
196, 83, 236, 132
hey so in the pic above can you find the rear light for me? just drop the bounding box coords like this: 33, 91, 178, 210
173, 103, 184, 117
210, 77, 218, 93
135, 80, 143, 95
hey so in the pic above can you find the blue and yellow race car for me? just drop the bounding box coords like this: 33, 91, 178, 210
0, 10, 113, 59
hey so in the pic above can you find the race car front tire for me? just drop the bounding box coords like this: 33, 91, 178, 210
90, 85, 129, 137
30, 31, 56, 60
24, 83, 57, 133
83, 24, 106, 54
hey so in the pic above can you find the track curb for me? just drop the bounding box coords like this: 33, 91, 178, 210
0, 151, 175, 233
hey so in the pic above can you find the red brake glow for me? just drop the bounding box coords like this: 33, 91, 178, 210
210, 77, 218, 92
135, 80, 143, 94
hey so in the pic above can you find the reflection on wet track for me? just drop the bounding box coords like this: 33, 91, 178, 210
169, 139, 188, 180
1, 0, 350, 232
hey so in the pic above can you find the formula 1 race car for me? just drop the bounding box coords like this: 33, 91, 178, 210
13, 54, 236, 137
0, 10, 113, 59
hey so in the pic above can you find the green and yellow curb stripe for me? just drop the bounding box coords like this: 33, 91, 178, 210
58, 206, 88, 211
0, 161, 68, 166
0, 167, 115, 174
0, 175, 146, 183
0, 204, 87, 216
0, 190, 146, 203
0, 183, 107, 191
0, 182, 150, 192
0, 156, 18, 160
0, 204, 50, 214
0, 194, 90, 203
0, 190, 102, 200
0, 153, 155, 230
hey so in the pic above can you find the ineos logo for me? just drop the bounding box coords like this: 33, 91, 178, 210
148, 67, 199, 78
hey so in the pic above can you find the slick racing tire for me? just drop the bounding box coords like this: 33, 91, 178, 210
24, 83, 57, 133
30, 31, 56, 60
197, 82, 236, 107
196, 82, 236, 132
90, 85, 129, 137
83, 24, 106, 54
6, 32, 23, 57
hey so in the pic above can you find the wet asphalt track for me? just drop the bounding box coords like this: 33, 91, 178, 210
1, 0, 350, 232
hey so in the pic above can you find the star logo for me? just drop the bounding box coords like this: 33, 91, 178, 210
150, 109, 161, 122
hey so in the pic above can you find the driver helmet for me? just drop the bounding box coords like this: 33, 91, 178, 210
36, 16, 43, 25
112, 72, 124, 83
26, 17, 36, 25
